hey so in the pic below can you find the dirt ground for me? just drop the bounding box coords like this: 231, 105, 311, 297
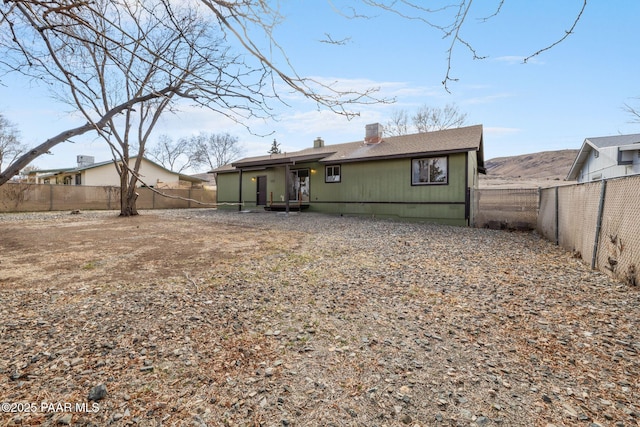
1, 209, 638, 427
0, 211, 284, 287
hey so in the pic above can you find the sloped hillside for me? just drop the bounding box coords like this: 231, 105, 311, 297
481, 149, 578, 188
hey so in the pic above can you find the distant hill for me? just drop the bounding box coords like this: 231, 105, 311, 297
481, 149, 578, 188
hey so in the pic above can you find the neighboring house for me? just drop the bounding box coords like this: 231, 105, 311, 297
212, 123, 486, 226
27, 155, 205, 188
566, 133, 640, 183
191, 172, 217, 190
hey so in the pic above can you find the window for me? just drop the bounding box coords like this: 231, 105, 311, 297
618, 149, 634, 165
411, 156, 448, 185
326, 165, 341, 183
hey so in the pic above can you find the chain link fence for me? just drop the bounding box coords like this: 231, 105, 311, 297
471, 188, 539, 230
0, 183, 216, 213
538, 175, 640, 286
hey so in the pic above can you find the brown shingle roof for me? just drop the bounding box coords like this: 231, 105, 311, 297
212, 124, 483, 172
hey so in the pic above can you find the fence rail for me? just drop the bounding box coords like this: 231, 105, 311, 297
0, 183, 216, 213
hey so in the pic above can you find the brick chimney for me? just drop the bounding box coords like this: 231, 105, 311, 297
364, 123, 383, 144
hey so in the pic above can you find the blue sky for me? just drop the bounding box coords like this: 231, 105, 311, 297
1, 1, 639, 173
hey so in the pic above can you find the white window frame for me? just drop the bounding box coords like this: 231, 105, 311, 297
325, 165, 341, 183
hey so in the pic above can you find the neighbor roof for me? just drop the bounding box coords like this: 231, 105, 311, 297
586, 133, 640, 149
566, 133, 640, 181
213, 124, 484, 173
30, 156, 205, 182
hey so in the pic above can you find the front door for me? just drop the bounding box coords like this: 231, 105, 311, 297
256, 175, 267, 206
289, 169, 310, 202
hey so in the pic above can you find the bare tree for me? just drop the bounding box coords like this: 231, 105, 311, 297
0, 1, 388, 189
623, 98, 640, 124
385, 104, 467, 136
12, 0, 256, 216
351, 0, 588, 91
413, 103, 467, 133
0, 113, 25, 173
384, 109, 410, 137
0, 0, 588, 189
190, 132, 244, 172
19, 164, 38, 182
147, 135, 196, 174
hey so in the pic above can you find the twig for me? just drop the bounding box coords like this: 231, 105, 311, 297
184, 272, 199, 293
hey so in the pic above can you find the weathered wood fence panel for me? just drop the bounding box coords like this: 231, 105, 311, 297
0, 183, 216, 213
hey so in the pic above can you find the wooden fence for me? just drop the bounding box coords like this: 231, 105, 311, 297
0, 183, 216, 212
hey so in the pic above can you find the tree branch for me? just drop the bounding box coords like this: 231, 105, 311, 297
0, 85, 181, 185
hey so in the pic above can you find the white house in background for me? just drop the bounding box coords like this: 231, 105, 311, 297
27, 155, 205, 188
566, 133, 640, 183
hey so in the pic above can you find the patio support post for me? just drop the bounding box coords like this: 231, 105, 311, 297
284, 164, 290, 214
238, 169, 243, 211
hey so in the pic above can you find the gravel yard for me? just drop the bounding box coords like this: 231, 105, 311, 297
0, 209, 638, 427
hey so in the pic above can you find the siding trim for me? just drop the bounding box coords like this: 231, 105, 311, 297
310, 200, 466, 206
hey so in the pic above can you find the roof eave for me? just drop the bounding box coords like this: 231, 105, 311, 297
566, 140, 594, 181
232, 153, 331, 169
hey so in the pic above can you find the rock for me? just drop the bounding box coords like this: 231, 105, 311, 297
460, 408, 473, 420
88, 383, 107, 401
5, 210, 640, 426
562, 403, 578, 418
57, 414, 72, 425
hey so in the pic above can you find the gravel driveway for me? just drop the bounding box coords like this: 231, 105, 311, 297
1, 209, 638, 427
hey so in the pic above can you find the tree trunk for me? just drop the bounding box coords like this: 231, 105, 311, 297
119, 170, 139, 216
120, 189, 139, 216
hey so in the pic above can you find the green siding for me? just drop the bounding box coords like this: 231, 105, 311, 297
217, 153, 474, 225
215, 172, 240, 210
308, 154, 468, 224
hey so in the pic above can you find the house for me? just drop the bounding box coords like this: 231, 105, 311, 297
213, 123, 485, 226
190, 172, 217, 190
566, 133, 640, 183
27, 155, 205, 188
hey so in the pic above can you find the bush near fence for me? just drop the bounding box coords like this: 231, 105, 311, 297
0, 183, 216, 213
538, 175, 640, 286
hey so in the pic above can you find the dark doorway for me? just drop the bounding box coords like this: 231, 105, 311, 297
256, 175, 267, 206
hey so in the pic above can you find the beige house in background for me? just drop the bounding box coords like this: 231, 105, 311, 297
27, 155, 205, 189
